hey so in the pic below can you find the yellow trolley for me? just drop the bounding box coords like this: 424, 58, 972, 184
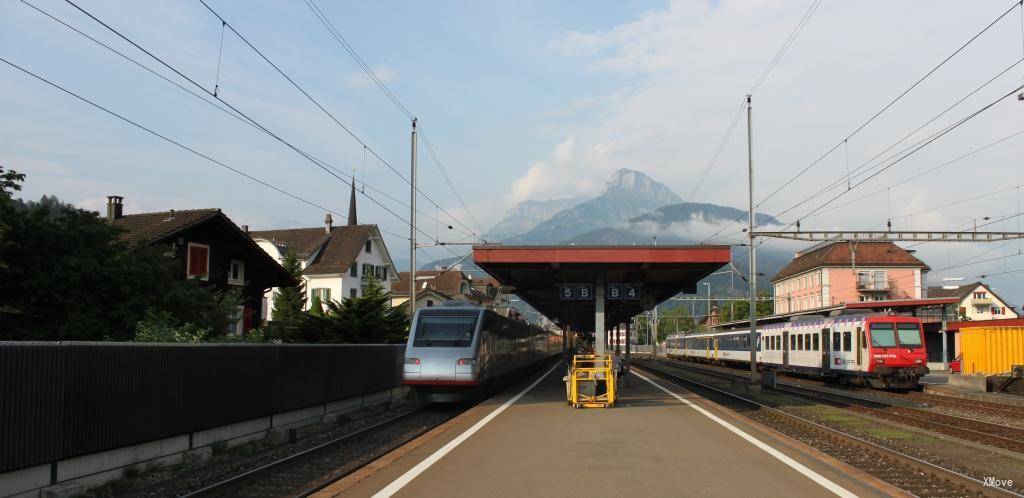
564, 354, 616, 408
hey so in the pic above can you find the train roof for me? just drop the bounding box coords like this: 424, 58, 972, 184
666, 313, 923, 339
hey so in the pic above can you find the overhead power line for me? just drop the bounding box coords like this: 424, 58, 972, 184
194, 0, 481, 241
0, 56, 409, 240
757, 0, 1024, 209
20, 0, 468, 242
300, 0, 486, 239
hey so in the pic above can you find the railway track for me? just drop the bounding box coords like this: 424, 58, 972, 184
635, 361, 1023, 498
657, 358, 1024, 453
178, 406, 464, 498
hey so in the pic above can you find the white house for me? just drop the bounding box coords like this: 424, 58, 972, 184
250, 186, 399, 320
926, 281, 1019, 321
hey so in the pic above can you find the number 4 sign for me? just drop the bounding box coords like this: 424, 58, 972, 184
607, 284, 640, 300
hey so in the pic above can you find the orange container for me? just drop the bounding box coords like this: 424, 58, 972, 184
960, 326, 1024, 375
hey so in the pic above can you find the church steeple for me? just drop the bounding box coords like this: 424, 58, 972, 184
347, 172, 358, 226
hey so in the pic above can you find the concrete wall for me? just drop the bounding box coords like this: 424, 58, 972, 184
0, 386, 413, 498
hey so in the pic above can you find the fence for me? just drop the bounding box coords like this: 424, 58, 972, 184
960, 327, 1024, 375
0, 342, 403, 473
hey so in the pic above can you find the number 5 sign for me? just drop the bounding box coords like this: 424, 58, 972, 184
559, 284, 593, 300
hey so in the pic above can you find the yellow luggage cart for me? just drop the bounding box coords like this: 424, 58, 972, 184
564, 354, 616, 408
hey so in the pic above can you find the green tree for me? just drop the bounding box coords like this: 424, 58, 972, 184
295, 276, 409, 343
272, 247, 306, 323
0, 176, 249, 340
308, 293, 325, 317
718, 291, 774, 323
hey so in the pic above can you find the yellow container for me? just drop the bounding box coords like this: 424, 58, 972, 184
960, 327, 1024, 375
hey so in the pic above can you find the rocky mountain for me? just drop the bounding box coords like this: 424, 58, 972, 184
504, 169, 683, 244
486, 196, 587, 241
631, 202, 778, 228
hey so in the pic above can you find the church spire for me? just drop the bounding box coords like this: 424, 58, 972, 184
347, 170, 358, 226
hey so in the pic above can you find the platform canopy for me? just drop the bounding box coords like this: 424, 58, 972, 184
473, 245, 731, 331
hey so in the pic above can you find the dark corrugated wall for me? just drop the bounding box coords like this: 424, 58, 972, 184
0, 342, 404, 473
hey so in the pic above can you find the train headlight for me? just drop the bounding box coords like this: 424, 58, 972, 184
405, 357, 420, 365
457, 358, 476, 366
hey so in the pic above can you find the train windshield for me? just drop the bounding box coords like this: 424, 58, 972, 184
896, 323, 923, 347
869, 323, 897, 348
413, 315, 477, 347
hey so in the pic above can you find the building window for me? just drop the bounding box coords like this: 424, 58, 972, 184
426, 300, 434, 307
992, 306, 1004, 315
350, 263, 358, 277
313, 288, 331, 302
365, 240, 372, 254
350, 288, 357, 299
228, 260, 244, 285
187, 243, 210, 280
974, 291, 988, 299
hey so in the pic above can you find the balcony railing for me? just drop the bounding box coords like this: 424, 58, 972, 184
857, 281, 891, 292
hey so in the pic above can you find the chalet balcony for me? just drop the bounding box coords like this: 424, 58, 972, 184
857, 281, 891, 292
971, 296, 993, 306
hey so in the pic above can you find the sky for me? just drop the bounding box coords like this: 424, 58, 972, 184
3, 0, 1024, 302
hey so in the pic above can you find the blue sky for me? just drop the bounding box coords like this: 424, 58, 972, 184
4, 0, 1024, 301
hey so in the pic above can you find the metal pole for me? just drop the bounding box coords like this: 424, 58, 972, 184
707, 283, 712, 321
940, 303, 949, 371
747, 95, 758, 383
409, 119, 418, 320
595, 274, 606, 356
652, 304, 658, 356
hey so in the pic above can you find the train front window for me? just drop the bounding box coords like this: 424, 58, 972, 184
413, 316, 476, 347
896, 323, 923, 347
869, 323, 897, 348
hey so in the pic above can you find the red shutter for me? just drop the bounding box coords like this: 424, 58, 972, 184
188, 245, 209, 277
242, 308, 253, 333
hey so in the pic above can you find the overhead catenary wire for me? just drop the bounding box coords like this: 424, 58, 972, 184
300, 0, 487, 239
20, 0, 469, 242
0, 56, 407, 240
194, 0, 481, 241
61, 0, 469, 256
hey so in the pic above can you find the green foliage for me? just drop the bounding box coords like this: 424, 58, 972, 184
293, 276, 409, 343
0, 179, 248, 341
272, 247, 306, 325
134, 310, 208, 343
718, 291, 773, 323
0, 166, 24, 199
308, 293, 325, 317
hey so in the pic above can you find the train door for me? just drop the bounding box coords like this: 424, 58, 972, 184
782, 331, 789, 368
821, 328, 831, 372
856, 326, 863, 367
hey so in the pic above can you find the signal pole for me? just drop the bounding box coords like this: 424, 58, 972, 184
746, 95, 758, 384
409, 119, 418, 320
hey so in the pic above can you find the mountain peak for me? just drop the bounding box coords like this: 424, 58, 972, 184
602, 168, 682, 205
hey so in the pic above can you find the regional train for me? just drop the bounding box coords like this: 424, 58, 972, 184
664, 313, 929, 388
403, 303, 563, 401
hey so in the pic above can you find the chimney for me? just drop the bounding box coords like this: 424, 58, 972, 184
324, 213, 333, 233
242, 224, 249, 234
106, 195, 124, 221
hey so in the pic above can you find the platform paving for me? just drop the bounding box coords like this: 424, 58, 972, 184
318, 363, 901, 498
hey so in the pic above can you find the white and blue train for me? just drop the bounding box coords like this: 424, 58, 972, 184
403, 303, 563, 401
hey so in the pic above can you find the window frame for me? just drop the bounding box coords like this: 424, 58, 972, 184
843, 331, 852, 352
365, 240, 372, 254
228, 259, 245, 285
349, 263, 358, 277
186, 243, 210, 281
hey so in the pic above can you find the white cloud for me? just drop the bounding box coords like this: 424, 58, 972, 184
346, 65, 398, 89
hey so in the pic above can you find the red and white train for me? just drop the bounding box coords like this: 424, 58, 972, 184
664, 313, 929, 388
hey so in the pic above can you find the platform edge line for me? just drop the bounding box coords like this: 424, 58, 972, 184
633, 370, 858, 498
372, 362, 561, 498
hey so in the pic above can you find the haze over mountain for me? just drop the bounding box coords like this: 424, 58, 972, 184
486, 196, 587, 241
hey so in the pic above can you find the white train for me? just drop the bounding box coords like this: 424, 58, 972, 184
403, 303, 563, 401
664, 313, 929, 388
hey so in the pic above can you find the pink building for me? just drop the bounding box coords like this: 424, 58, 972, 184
771, 241, 929, 315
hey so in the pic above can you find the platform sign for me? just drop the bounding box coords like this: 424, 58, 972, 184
607, 284, 641, 300
559, 284, 593, 300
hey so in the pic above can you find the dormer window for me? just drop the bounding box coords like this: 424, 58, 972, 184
365, 240, 372, 254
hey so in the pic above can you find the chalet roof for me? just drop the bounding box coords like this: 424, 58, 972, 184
772, 241, 929, 282
394, 270, 468, 297
250, 225, 377, 276
926, 282, 982, 300
111, 209, 220, 245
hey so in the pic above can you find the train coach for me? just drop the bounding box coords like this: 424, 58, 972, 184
665, 313, 929, 388
403, 302, 563, 401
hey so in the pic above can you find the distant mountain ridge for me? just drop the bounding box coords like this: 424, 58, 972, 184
504, 168, 683, 244
486, 196, 586, 241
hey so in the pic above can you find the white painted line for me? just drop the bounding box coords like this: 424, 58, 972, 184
633, 371, 858, 498
372, 362, 561, 498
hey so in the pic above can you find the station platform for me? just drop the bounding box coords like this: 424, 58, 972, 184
316, 362, 901, 498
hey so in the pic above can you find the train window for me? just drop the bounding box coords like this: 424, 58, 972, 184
805, 334, 811, 350
413, 315, 477, 347
797, 334, 803, 351
842, 331, 852, 352
897, 323, 923, 347
869, 323, 897, 347
832, 332, 841, 351
812, 334, 819, 351
790, 334, 796, 350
